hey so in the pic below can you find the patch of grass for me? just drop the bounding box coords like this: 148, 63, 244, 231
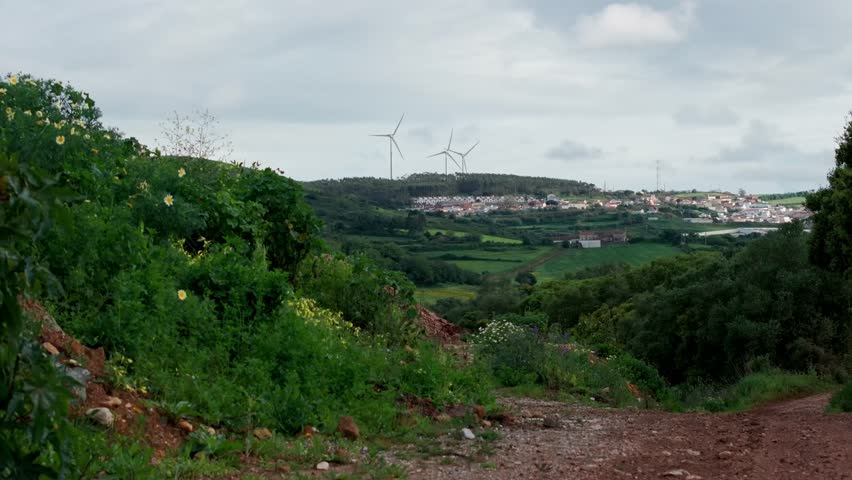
423, 247, 550, 274
496, 384, 549, 399
534, 244, 682, 281
829, 381, 852, 412
427, 228, 522, 244
767, 196, 806, 206
156, 456, 239, 479
414, 284, 478, 305
672, 370, 835, 412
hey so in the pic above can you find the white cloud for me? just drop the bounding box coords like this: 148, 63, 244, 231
575, 1, 695, 48
674, 105, 740, 127
546, 140, 604, 161
3, 0, 850, 193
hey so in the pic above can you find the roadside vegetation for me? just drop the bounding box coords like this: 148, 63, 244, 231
2, 72, 851, 478
0, 73, 492, 478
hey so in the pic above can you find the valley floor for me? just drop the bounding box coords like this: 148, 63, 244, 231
391, 394, 852, 480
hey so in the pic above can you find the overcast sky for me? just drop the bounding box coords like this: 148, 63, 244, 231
5, 0, 852, 193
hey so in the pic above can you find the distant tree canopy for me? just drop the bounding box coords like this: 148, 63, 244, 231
807, 113, 852, 273
303, 173, 596, 208
762, 190, 814, 200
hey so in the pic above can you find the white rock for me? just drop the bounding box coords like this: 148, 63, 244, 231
461, 428, 476, 440
86, 407, 114, 428
316, 461, 330, 471
661, 469, 690, 477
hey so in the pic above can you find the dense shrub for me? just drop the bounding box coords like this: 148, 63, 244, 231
296, 254, 419, 343
521, 224, 851, 385
1, 72, 495, 476
830, 381, 852, 412
470, 321, 662, 406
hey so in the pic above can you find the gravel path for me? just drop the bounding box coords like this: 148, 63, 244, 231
393, 394, 852, 479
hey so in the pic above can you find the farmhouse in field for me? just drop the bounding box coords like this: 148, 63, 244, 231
579, 230, 628, 244
552, 230, 628, 248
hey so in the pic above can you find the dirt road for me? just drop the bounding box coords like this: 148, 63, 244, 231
397, 394, 852, 479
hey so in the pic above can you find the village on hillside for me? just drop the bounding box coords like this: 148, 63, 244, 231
410, 191, 812, 225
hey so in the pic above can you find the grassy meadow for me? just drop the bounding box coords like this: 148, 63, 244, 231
767, 196, 806, 206
422, 246, 551, 274
533, 243, 683, 281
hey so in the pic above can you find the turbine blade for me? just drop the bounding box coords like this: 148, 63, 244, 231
448, 152, 461, 170
392, 137, 405, 161
427, 151, 444, 158
370, 134, 390, 137
447, 129, 454, 150
465, 140, 479, 156
393, 114, 404, 135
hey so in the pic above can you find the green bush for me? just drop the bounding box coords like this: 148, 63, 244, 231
829, 381, 852, 412
0, 150, 78, 477
610, 353, 671, 402
297, 254, 419, 344
472, 322, 543, 386
471, 322, 651, 406
0, 72, 496, 478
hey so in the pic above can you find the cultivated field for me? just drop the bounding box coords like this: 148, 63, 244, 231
423, 246, 551, 274
533, 243, 683, 281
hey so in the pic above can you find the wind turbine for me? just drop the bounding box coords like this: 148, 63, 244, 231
370, 114, 405, 179
427, 129, 461, 179
450, 140, 479, 174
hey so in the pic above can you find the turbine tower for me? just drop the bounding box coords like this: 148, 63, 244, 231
450, 140, 479, 173
369, 114, 405, 179
427, 129, 461, 179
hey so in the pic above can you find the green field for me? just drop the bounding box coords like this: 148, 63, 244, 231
533, 244, 684, 281
423, 246, 551, 273
426, 228, 521, 244
414, 284, 479, 304
767, 196, 806, 206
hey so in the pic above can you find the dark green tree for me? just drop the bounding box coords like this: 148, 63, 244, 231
807, 114, 852, 273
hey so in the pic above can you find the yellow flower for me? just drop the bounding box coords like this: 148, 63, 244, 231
9, 76, 18, 85
4, 107, 9, 114
91, 148, 99, 154
54, 122, 62, 129
178, 168, 186, 178
177, 290, 187, 301
37, 120, 44, 126
23, 110, 31, 116
0, 88, 6, 95
55, 136, 65, 145
164, 194, 174, 206
83, 133, 91, 139
104, 133, 111, 140
70, 127, 77, 135
35, 111, 43, 118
